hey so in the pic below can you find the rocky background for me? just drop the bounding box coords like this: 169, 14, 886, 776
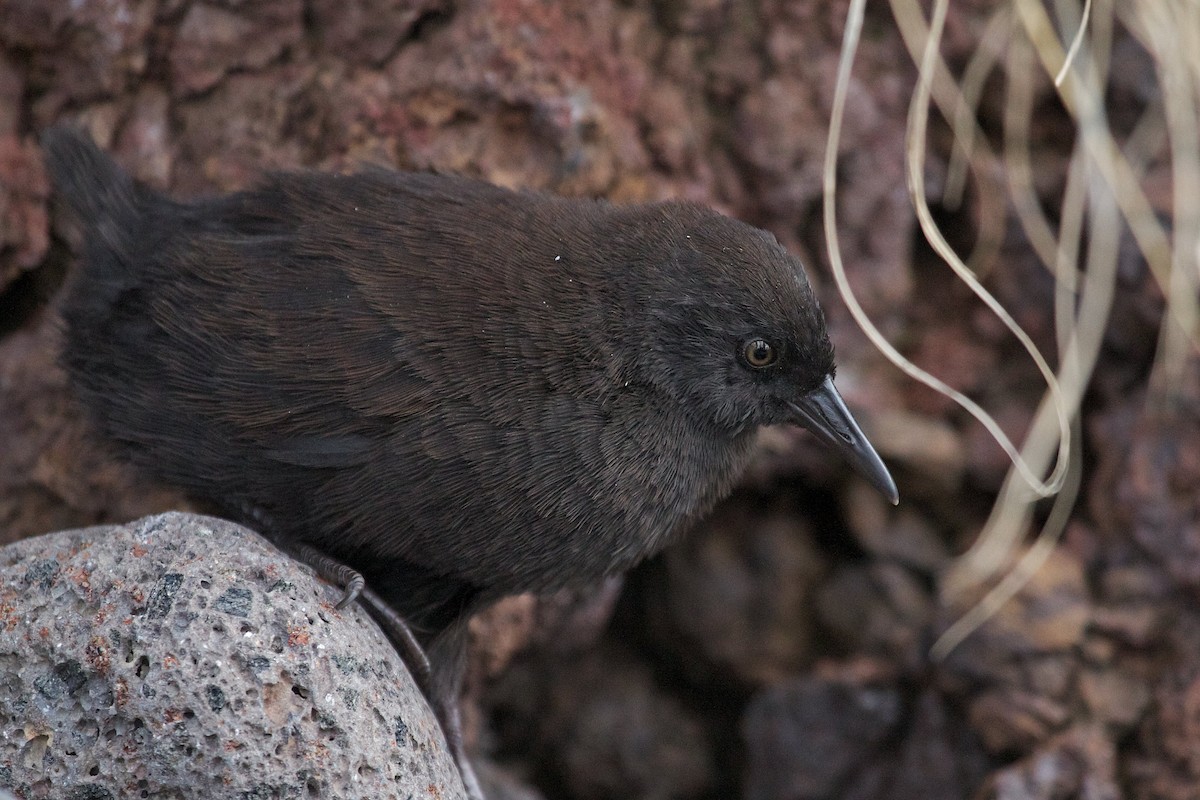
0, 0, 1191, 798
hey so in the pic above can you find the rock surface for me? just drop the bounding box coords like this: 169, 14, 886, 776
0, 0, 1190, 797
0, 512, 465, 800
741, 671, 903, 800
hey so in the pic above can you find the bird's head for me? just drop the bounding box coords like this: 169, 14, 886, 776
607, 201, 898, 503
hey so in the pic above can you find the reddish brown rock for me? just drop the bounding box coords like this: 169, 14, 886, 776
469, 594, 540, 682
0, 53, 21, 136
0, 135, 50, 290
18, 0, 156, 122
938, 547, 1091, 754
170, 0, 304, 96
841, 483, 952, 573
967, 689, 1071, 754
645, 495, 828, 687
0, 309, 183, 546
0, 0, 1193, 797
310, 0, 449, 66
377, 0, 650, 197
816, 561, 933, 669
475, 759, 547, 800
490, 647, 714, 800
977, 726, 1120, 800
1115, 364, 1200, 591
553, 656, 714, 800
940, 546, 1091, 664
525, 576, 623, 655
1124, 614, 1200, 799
173, 68, 320, 192
466, 579, 623, 685
822, 689, 989, 800
462, 580, 621, 749
1078, 666, 1152, 729
113, 85, 173, 187
867, 690, 989, 800
741, 670, 903, 800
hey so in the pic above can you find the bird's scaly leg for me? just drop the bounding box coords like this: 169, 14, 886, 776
285, 542, 483, 800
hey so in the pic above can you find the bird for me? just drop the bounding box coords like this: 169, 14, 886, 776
43, 125, 897, 796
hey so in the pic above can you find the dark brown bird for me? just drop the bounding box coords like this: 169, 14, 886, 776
44, 126, 896, 795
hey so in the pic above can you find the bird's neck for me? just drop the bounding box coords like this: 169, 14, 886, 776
602, 396, 759, 570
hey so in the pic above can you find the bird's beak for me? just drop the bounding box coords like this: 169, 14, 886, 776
787, 376, 899, 504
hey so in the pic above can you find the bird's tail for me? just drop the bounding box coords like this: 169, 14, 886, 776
41, 125, 142, 256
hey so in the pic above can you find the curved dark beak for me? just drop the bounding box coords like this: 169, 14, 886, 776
787, 376, 899, 504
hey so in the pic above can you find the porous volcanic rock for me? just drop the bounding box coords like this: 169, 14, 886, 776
0, 512, 465, 800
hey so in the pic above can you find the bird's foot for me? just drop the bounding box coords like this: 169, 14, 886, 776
238, 506, 365, 609
269, 541, 483, 798
290, 542, 365, 609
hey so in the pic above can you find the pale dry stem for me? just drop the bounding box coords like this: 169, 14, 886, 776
824, 0, 1199, 657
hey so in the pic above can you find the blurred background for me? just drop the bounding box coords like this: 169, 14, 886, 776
0, 0, 1195, 797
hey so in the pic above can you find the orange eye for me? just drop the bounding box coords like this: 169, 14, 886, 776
743, 338, 776, 368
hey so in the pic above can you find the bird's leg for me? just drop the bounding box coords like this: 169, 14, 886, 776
273, 538, 483, 800
290, 542, 365, 609
357, 590, 484, 800
238, 505, 365, 610
356, 585, 434, 694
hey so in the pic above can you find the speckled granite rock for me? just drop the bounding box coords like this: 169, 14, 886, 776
0, 512, 465, 800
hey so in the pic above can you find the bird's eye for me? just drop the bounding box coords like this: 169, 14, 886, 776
742, 338, 777, 369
